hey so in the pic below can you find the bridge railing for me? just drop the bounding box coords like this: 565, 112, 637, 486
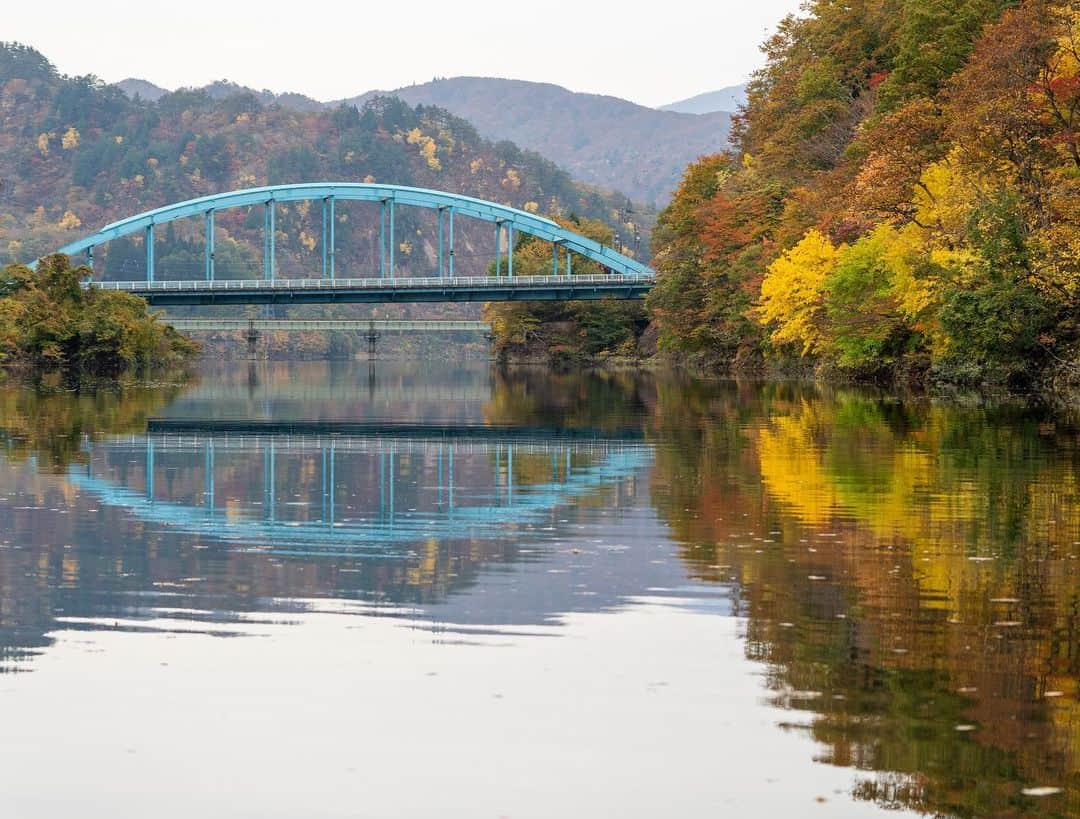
88, 273, 653, 292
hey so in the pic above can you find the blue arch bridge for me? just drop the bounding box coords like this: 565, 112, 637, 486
68, 421, 653, 555
48, 183, 654, 306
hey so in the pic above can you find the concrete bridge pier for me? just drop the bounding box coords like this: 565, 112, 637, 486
365, 321, 381, 361
245, 320, 260, 360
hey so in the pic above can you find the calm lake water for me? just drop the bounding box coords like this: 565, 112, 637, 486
0, 360, 1078, 818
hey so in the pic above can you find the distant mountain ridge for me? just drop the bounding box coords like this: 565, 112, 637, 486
660, 84, 747, 115
114, 76, 735, 204
116, 78, 323, 111
337, 78, 732, 205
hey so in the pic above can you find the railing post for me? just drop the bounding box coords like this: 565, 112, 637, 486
205, 209, 215, 281
146, 223, 155, 283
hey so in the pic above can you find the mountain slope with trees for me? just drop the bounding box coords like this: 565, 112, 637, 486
648, 0, 1080, 390
0, 42, 642, 282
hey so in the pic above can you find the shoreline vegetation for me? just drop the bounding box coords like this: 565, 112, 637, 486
496, 1, 1080, 397
0, 254, 199, 379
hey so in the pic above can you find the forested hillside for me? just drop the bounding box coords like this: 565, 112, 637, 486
649, 0, 1080, 389
0, 43, 637, 282
340, 77, 732, 205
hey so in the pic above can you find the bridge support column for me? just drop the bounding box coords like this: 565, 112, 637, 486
507, 224, 514, 279
552, 240, 560, 277
495, 221, 502, 276
205, 210, 215, 281
87, 245, 93, 271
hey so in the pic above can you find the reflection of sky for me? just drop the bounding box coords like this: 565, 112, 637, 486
0, 603, 921, 819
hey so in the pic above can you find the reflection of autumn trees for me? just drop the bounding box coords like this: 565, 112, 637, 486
482, 367, 652, 434
650, 381, 1080, 817
0, 380, 183, 471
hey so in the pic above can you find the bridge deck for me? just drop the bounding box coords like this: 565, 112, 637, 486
90, 274, 653, 305
165, 319, 491, 332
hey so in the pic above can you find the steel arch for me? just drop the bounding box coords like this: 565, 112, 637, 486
49, 183, 653, 277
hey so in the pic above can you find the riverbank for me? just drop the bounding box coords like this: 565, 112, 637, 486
494, 331, 1080, 402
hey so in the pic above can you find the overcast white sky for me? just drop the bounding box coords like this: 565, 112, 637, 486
5, 0, 802, 107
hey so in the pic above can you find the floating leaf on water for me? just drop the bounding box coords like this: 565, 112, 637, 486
994, 621, 1022, 627
1044, 691, 1065, 698
955, 724, 977, 732
1021, 787, 1063, 797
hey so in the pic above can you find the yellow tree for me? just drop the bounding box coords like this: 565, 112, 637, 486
757, 229, 841, 354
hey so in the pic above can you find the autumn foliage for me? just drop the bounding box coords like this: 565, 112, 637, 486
650, 0, 1080, 388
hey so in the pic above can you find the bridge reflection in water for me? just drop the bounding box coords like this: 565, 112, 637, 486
70, 423, 652, 554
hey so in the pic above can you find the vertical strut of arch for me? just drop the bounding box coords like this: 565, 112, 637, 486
205, 210, 215, 281
437, 206, 444, 277
146, 224, 154, 283
507, 223, 514, 279
379, 199, 387, 278
388, 195, 396, 278
321, 196, 336, 280
448, 208, 455, 278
